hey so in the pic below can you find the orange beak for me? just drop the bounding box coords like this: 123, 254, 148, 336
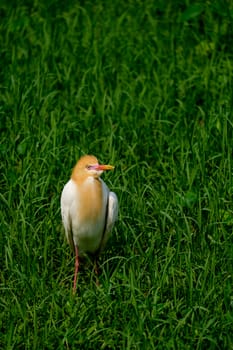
96, 164, 115, 171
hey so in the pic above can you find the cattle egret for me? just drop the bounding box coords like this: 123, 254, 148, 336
61, 155, 118, 293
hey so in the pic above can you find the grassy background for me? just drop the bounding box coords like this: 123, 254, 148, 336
1, 0, 233, 348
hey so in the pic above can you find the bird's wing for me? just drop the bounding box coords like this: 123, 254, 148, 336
61, 180, 75, 252
100, 191, 118, 250
61, 207, 74, 252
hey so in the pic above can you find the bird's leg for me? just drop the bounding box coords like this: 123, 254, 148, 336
94, 257, 100, 286
73, 245, 79, 294
94, 257, 99, 275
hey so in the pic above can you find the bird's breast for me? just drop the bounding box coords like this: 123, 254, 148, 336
77, 177, 104, 223
71, 177, 108, 253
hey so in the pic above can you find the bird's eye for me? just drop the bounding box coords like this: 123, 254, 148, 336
86, 165, 92, 170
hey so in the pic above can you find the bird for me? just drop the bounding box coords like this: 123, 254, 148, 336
61, 155, 118, 293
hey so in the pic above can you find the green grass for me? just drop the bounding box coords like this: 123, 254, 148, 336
1, 0, 233, 348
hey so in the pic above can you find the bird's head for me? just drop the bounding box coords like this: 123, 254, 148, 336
72, 155, 114, 179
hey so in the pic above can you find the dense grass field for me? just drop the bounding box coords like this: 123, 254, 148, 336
1, 1, 233, 348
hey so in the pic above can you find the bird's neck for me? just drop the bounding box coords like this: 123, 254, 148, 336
71, 171, 100, 184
